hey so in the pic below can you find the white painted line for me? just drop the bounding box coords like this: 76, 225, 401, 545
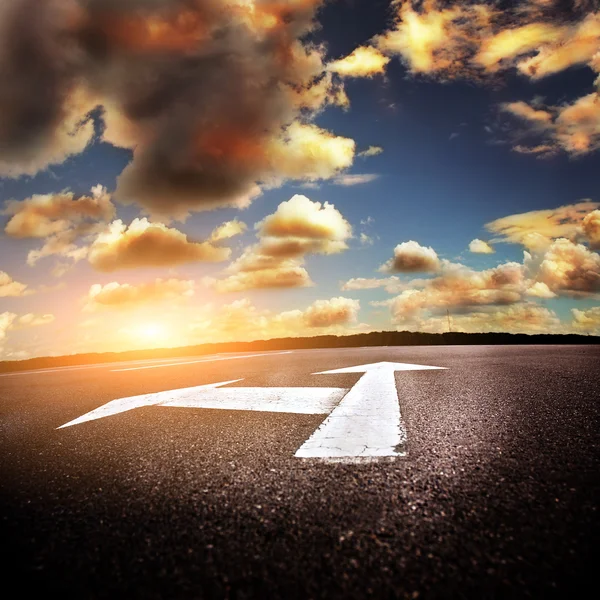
0, 353, 230, 377
110, 351, 293, 372
58, 380, 346, 428
295, 361, 446, 460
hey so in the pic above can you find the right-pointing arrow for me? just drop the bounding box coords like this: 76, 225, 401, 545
295, 361, 447, 461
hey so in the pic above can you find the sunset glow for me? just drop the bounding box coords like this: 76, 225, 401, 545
1, 0, 599, 361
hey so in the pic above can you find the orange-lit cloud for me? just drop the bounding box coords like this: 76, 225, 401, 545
485, 201, 600, 248
380, 240, 441, 273
376, 1, 599, 82
534, 238, 600, 295
502, 93, 600, 156
88, 218, 231, 272
328, 46, 390, 78
415, 303, 560, 334
3, 186, 116, 268
390, 260, 526, 324
469, 239, 495, 254
3, 186, 115, 239
501, 101, 553, 125
375, 1, 493, 76
209, 220, 248, 243
303, 297, 360, 327
189, 295, 361, 344
583, 210, 600, 248
210, 194, 352, 292
0, 271, 29, 297
84, 279, 195, 312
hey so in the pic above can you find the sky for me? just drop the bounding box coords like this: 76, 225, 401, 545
1, 0, 600, 360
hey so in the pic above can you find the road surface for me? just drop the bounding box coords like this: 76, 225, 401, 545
1, 345, 598, 598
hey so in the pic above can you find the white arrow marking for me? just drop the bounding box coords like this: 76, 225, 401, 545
295, 361, 446, 461
58, 360, 447, 464
58, 380, 347, 429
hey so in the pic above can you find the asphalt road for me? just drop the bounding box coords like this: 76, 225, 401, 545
1, 345, 598, 599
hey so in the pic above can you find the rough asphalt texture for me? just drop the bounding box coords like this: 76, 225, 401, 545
1, 345, 598, 599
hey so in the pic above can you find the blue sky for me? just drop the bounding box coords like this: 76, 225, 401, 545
1, 0, 600, 359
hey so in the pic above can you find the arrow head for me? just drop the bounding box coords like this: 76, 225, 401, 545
314, 361, 447, 375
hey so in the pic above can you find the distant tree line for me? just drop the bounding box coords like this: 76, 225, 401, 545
0, 330, 597, 374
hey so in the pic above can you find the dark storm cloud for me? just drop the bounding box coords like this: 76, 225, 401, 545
0, 0, 354, 217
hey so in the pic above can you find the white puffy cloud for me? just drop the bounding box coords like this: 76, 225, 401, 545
469, 239, 495, 254
0, 271, 29, 297
572, 306, 600, 333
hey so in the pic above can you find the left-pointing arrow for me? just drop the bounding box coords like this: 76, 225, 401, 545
58, 381, 347, 429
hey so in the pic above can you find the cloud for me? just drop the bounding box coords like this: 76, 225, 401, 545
380, 240, 441, 273
534, 238, 600, 295
375, 2, 599, 82
360, 233, 374, 246
0, 0, 356, 217
511, 12, 600, 80
209, 220, 247, 243
390, 261, 526, 324
469, 239, 495, 254
302, 297, 360, 327
87, 218, 231, 272
358, 146, 383, 158
4, 185, 115, 239
416, 304, 561, 334
190, 296, 361, 343
0, 311, 54, 340
0, 82, 96, 178
333, 173, 380, 186
84, 278, 195, 311
209, 265, 312, 294
375, 1, 493, 77
257, 195, 352, 242
0, 271, 29, 297
13, 313, 55, 328
501, 93, 600, 156
583, 210, 600, 248
572, 306, 600, 333
328, 46, 390, 78
485, 201, 600, 248
526, 281, 557, 299
0, 312, 16, 340
211, 194, 352, 292
501, 101, 553, 125
3, 185, 116, 267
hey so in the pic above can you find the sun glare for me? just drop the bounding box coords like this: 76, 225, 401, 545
138, 323, 167, 342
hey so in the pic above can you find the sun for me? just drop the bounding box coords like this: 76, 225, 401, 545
138, 322, 167, 342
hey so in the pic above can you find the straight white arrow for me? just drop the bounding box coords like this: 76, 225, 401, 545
295, 361, 446, 461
